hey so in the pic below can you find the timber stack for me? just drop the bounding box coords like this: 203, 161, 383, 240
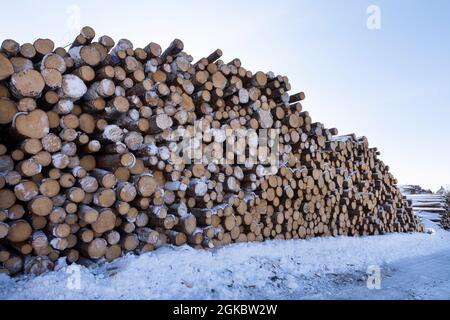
437, 188, 450, 229
0, 27, 423, 276
401, 186, 449, 229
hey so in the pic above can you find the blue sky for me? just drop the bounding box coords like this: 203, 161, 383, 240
1, 0, 449, 190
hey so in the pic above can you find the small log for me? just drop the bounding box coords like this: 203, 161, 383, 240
82, 238, 107, 259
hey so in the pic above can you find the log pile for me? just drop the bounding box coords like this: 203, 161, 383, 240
440, 204, 450, 230
0, 27, 422, 276
402, 187, 449, 230
441, 207, 450, 230
400, 185, 433, 195
437, 188, 450, 229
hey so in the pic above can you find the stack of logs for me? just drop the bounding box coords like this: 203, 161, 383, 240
439, 193, 450, 230
402, 187, 449, 230
436, 187, 450, 229
0, 27, 423, 276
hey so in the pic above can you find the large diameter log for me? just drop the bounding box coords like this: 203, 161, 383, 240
7, 220, 32, 242
10, 70, 45, 98
13, 109, 50, 139
28, 196, 53, 216
83, 238, 107, 259
91, 209, 116, 233
0, 53, 14, 80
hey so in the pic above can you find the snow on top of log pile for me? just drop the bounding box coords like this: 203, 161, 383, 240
399, 185, 434, 195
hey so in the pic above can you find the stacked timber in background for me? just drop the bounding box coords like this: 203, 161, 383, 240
401, 185, 449, 230
441, 202, 450, 230
0, 27, 422, 276
400, 185, 433, 195
436, 188, 450, 229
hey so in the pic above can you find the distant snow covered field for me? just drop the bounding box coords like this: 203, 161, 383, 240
1, 209, 449, 300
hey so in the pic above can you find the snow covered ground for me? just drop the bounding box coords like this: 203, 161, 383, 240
1, 210, 449, 300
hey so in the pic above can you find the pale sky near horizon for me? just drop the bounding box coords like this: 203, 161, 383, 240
0, 0, 449, 191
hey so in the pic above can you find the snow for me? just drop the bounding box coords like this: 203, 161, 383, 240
79, 176, 98, 192
100, 79, 114, 96
56, 99, 74, 115
68, 47, 82, 63
1, 207, 449, 300
113, 39, 133, 54
51, 153, 69, 169
61, 75, 87, 100
103, 125, 124, 142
